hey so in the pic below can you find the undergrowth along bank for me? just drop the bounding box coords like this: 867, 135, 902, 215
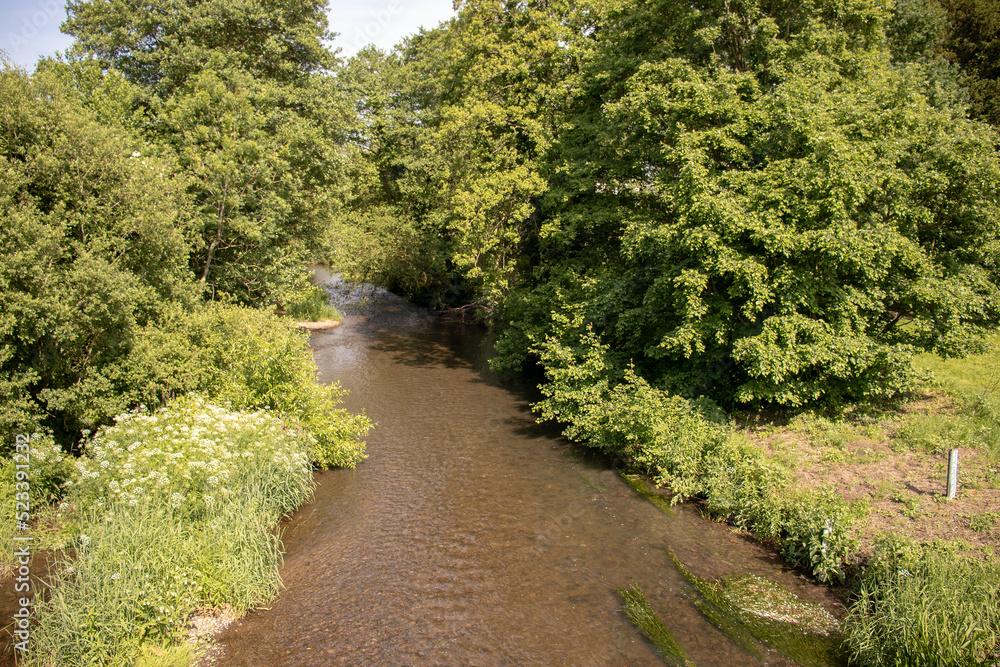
534, 324, 861, 584
21, 396, 324, 666
1, 300, 371, 665
534, 322, 1000, 665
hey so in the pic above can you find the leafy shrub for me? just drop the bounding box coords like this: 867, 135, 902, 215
700, 435, 790, 530
770, 489, 859, 585
126, 303, 370, 467
843, 537, 1000, 666
281, 285, 342, 322
534, 324, 726, 500
0, 66, 197, 449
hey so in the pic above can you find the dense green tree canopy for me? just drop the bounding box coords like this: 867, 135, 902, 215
0, 65, 195, 439
342, 0, 1000, 408
62, 0, 353, 305
940, 0, 1000, 126
4, 0, 999, 440
63, 0, 335, 94
0, 0, 358, 445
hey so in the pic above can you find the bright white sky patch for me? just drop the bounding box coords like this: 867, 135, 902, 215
0, 0, 456, 71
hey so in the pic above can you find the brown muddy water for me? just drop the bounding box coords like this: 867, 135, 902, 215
214, 273, 845, 666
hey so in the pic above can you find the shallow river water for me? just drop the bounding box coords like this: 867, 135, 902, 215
214, 273, 844, 666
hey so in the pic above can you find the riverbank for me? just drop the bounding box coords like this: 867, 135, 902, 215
0, 301, 370, 666
654, 339, 1000, 664
533, 324, 1000, 663
732, 337, 1000, 563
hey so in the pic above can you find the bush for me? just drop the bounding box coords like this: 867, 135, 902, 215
843, 537, 1000, 666
700, 435, 790, 529
125, 303, 370, 468
535, 324, 727, 499
281, 285, 342, 322
769, 488, 859, 585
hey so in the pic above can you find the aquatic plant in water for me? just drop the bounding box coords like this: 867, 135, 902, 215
616, 583, 695, 667
668, 550, 844, 666
618, 472, 676, 517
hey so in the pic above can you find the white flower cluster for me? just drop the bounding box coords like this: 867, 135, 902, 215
72, 396, 313, 517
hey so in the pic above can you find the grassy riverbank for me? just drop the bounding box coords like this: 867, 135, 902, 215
1, 305, 369, 666
763, 340, 1000, 665
539, 331, 1000, 664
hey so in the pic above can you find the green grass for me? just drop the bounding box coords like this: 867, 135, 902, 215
282, 285, 342, 322
968, 511, 999, 533
136, 644, 201, 667
25, 398, 317, 667
616, 583, 694, 666
843, 537, 1000, 666
0, 458, 14, 578
910, 336, 1000, 466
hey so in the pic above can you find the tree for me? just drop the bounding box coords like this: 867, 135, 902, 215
0, 64, 195, 442
62, 0, 350, 305
940, 0, 1000, 126
62, 0, 335, 95
494, 0, 1000, 407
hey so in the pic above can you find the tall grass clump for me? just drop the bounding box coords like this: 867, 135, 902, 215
27, 396, 316, 667
282, 285, 342, 322
2, 434, 76, 575
0, 457, 15, 577
29, 501, 204, 666
843, 537, 1000, 667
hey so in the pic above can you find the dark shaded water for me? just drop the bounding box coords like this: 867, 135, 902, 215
215, 273, 844, 666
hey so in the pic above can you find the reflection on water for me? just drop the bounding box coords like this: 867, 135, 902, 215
215, 271, 843, 666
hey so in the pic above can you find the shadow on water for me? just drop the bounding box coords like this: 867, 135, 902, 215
214, 270, 846, 666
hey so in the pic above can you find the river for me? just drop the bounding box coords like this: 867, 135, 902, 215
214, 273, 844, 666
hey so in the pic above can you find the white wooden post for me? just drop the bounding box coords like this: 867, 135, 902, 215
947, 449, 959, 500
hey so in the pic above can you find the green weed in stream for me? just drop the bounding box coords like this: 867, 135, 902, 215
616, 583, 694, 667
668, 550, 844, 667
618, 472, 675, 516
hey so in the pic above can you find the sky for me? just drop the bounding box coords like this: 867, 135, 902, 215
0, 0, 457, 71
